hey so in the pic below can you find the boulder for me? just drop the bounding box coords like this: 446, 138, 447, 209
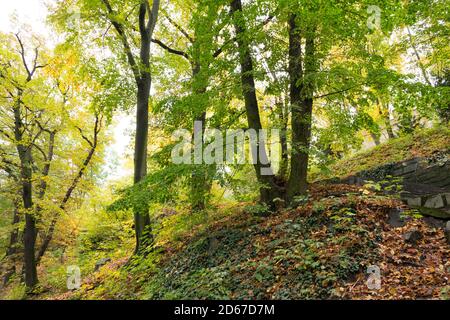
422, 216, 447, 229
405, 197, 422, 207
424, 195, 445, 209
387, 208, 408, 228
208, 237, 219, 255
403, 230, 423, 245
416, 206, 450, 219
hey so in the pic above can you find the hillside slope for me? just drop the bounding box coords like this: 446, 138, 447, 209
313, 126, 450, 181
52, 184, 449, 300
8, 127, 448, 300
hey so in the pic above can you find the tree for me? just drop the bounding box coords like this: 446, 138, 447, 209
52, 0, 162, 253
230, 0, 282, 206
0, 32, 106, 288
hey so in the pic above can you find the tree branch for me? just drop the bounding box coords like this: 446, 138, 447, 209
36, 113, 101, 264
101, 0, 141, 83
162, 10, 194, 43
151, 38, 190, 60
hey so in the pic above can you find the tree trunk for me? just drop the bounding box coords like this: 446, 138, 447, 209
190, 57, 218, 211
101, 0, 160, 254
191, 111, 209, 211
230, 0, 281, 207
3, 202, 20, 286
36, 116, 100, 264
133, 77, 152, 253
286, 13, 315, 203
14, 101, 38, 289
277, 99, 289, 179
370, 131, 381, 146
378, 99, 396, 139
133, 1, 160, 253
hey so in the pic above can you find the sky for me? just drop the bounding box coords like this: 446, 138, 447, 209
0, 0, 133, 181
0, 0, 49, 35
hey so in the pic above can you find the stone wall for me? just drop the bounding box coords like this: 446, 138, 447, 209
334, 151, 450, 219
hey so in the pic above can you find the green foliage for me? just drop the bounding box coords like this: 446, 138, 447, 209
244, 203, 271, 217
1, 0, 448, 300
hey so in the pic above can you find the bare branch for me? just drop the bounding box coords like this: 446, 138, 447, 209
151, 38, 190, 60
15, 33, 32, 80
36, 113, 102, 263
75, 126, 94, 148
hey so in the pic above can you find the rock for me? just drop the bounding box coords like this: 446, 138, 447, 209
446, 222, 450, 245
94, 257, 111, 271
416, 206, 450, 219
405, 197, 422, 207
273, 198, 286, 211
424, 195, 445, 209
403, 230, 423, 245
422, 216, 447, 229
444, 193, 450, 204
402, 162, 419, 175
387, 208, 408, 228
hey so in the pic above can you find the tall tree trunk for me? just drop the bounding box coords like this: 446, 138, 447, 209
378, 99, 396, 139
191, 112, 209, 211
101, 0, 160, 254
190, 58, 219, 211
276, 99, 289, 179
190, 61, 209, 211
133, 76, 152, 252
13, 100, 37, 289
286, 14, 315, 203
134, 0, 160, 253
230, 0, 281, 207
3, 202, 20, 286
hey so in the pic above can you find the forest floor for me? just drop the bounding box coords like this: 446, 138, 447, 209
47, 183, 449, 300
2, 128, 449, 300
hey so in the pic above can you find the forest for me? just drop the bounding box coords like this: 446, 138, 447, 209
0, 0, 449, 302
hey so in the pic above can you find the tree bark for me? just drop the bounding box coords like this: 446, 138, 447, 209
370, 131, 381, 146
286, 13, 315, 203
135, 0, 160, 253
230, 0, 281, 207
133, 77, 152, 252
3, 202, 20, 286
190, 59, 213, 211
191, 111, 208, 211
276, 99, 289, 179
101, 0, 160, 253
13, 93, 38, 289
103, 0, 160, 252
378, 99, 396, 139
